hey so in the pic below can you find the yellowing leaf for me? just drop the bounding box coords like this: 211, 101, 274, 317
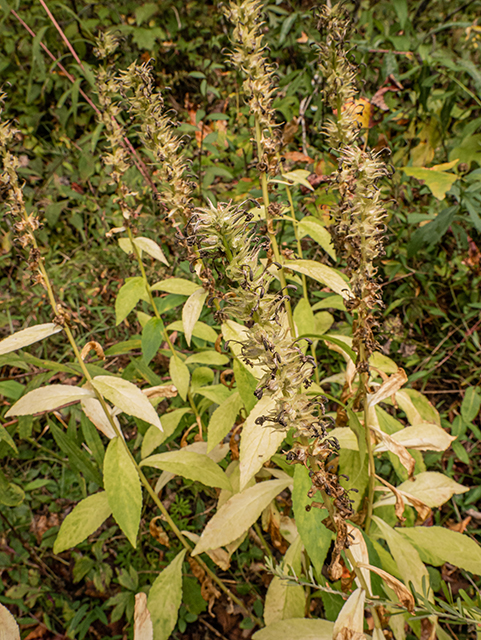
286, 260, 351, 298
207, 391, 244, 452
346, 525, 371, 593
375, 472, 468, 508
181, 530, 232, 570
239, 395, 286, 490
141, 450, 232, 491
402, 166, 459, 200
54, 491, 112, 554
397, 526, 481, 575
184, 351, 229, 366
182, 288, 207, 346
104, 437, 142, 548
133, 237, 169, 266
222, 320, 264, 380
167, 320, 218, 343
367, 368, 408, 407
253, 618, 334, 640
116, 277, 149, 325
169, 355, 190, 400
92, 376, 162, 431
147, 549, 186, 640
333, 588, 365, 640
0, 604, 20, 640
0, 323, 62, 356
357, 564, 414, 613
81, 397, 118, 439
133, 592, 153, 640
192, 478, 290, 555
264, 535, 305, 625
141, 408, 192, 458
5, 385, 94, 418
298, 217, 336, 260
375, 423, 455, 452
271, 169, 313, 190
151, 278, 200, 295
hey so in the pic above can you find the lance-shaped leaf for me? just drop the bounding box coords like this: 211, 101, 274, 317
357, 564, 415, 613
54, 491, 112, 553
147, 549, 186, 640
298, 216, 336, 260
92, 376, 162, 431
333, 588, 366, 640
5, 385, 94, 418
239, 395, 286, 490
264, 535, 305, 625
181, 530, 231, 571
0, 604, 20, 640
104, 437, 142, 548
374, 471, 467, 510
151, 278, 200, 295
207, 391, 244, 452
81, 396, 118, 439
116, 277, 149, 325
0, 323, 62, 356
375, 423, 455, 453
367, 368, 408, 407
169, 354, 190, 401
253, 618, 334, 640
346, 525, 371, 593
182, 288, 207, 346
192, 478, 290, 555
285, 259, 351, 299
134, 592, 154, 640
370, 422, 415, 477
141, 450, 232, 491
134, 237, 169, 266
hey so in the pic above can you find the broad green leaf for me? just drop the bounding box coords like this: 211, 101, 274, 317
142, 318, 164, 365
167, 320, 218, 343
298, 216, 336, 260
207, 391, 244, 452
264, 535, 305, 625
461, 386, 481, 423
182, 288, 207, 346
49, 421, 103, 487
233, 359, 258, 413
0, 323, 62, 356
92, 376, 162, 431
0, 603, 20, 640
192, 478, 291, 555
397, 526, 481, 575
449, 134, 481, 167
54, 492, 112, 553
372, 516, 430, 597
374, 471, 468, 509
293, 298, 316, 344
286, 259, 351, 298
370, 352, 399, 375
184, 351, 229, 366
141, 450, 232, 490
253, 618, 334, 640
0, 468, 25, 507
151, 278, 199, 295
292, 466, 332, 575
133, 237, 169, 266
312, 295, 345, 311
104, 437, 142, 548
0, 424, 17, 453
116, 277, 148, 325
5, 385, 94, 417
0, 380, 24, 400
169, 355, 190, 400
141, 408, 192, 458
339, 448, 369, 511
402, 165, 459, 200
239, 395, 286, 489
147, 549, 186, 640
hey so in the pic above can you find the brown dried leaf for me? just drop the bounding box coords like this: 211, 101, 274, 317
149, 517, 170, 548
142, 385, 177, 400
368, 368, 408, 407
283, 151, 313, 163
357, 563, 415, 613
375, 475, 406, 523
133, 592, 153, 640
80, 341, 105, 361
187, 556, 221, 614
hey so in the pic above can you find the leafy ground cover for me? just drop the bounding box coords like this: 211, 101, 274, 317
0, 0, 481, 639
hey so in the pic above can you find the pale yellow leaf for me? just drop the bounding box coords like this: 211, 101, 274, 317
0, 323, 62, 356
358, 564, 415, 613
81, 396, 118, 439
346, 525, 371, 593
181, 530, 231, 570
5, 385, 94, 418
368, 369, 408, 407
92, 376, 162, 431
375, 423, 456, 452
169, 355, 190, 401
142, 385, 177, 400
264, 535, 305, 625
182, 288, 207, 347
222, 320, 264, 379
375, 471, 468, 509
253, 618, 334, 640
192, 478, 290, 555
151, 278, 199, 295
0, 603, 20, 640
333, 588, 366, 640
133, 237, 169, 266
141, 450, 232, 491
286, 259, 351, 299
134, 592, 153, 640
369, 408, 415, 476
239, 395, 285, 490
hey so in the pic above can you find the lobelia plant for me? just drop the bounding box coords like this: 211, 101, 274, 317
1, 2, 481, 640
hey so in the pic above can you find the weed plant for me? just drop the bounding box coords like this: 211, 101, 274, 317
0, 1, 481, 639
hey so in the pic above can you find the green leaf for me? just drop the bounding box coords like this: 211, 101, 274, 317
184, 351, 229, 366
92, 375, 162, 431
397, 526, 481, 575
169, 354, 190, 401
48, 420, 103, 487
115, 277, 148, 325
461, 386, 481, 422
133, 237, 169, 266
253, 618, 334, 640
166, 320, 218, 343
0, 424, 17, 453
192, 478, 291, 555
5, 384, 94, 418
142, 318, 164, 365
0, 380, 24, 400
104, 437, 142, 548
54, 492, 112, 553
142, 408, 192, 458
151, 278, 200, 296
182, 288, 207, 347
449, 133, 481, 168
402, 166, 459, 200
233, 359, 258, 413
312, 295, 345, 311
195, 384, 232, 405
286, 260, 351, 298
147, 549, 186, 640
207, 391, 244, 452
292, 466, 332, 576
141, 450, 232, 490
298, 217, 336, 260
339, 448, 368, 511
0, 323, 62, 356
407, 206, 458, 257
0, 468, 25, 507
